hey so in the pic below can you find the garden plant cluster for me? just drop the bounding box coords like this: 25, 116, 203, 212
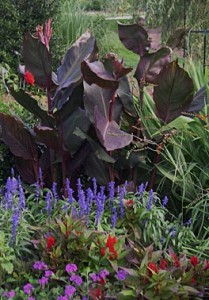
0, 4, 209, 299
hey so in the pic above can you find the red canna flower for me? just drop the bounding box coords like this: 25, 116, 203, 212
46, 236, 55, 252
190, 256, 198, 267
24, 71, 35, 86
147, 262, 159, 277
159, 259, 167, 270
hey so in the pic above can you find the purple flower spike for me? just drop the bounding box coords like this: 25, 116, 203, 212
65, 263, 77, 273
146, 189, 153, 211
162, 196, 168, 207
11, 207, 20, 245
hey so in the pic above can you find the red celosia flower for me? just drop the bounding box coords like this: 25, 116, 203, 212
100, 247, 106, 257
190, 256, 198, 267
100, 235, 118, 260
147, 262, 159, 277
159, 259, 167, 270
89, 287, 103, 299
191, 277, 196, 285
171, 253, 180, 267
24, 71, 35, 86
106, 235, 117, 249
46, 236, 55, 252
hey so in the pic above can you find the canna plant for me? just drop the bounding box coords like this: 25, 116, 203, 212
0, 19, 204, 190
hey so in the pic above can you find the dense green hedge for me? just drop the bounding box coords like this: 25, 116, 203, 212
0, 0, 60, 70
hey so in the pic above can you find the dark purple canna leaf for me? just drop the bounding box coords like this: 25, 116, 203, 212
74, 128, 115, 163
187, 84, 209, 113
83, 82, 122, 124
153, 61, 194, 123
61, 108, 91, 155
15, 157, 37, 184
117, 76, 137, 117
54, 84, 84, 124
23, 32, 53, 89
146, 27, 162, 51
81, 60, 118, 89
118, 23, 150, 56
52, 31, 96, 110
84, 152, 110, 185
95, 107, 133, 151
34, 126, 59, 149
0, 113, 38, 161
167, 28, 188, 49
134, 47, 172, 85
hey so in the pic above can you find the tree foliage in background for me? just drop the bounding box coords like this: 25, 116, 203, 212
0, 0, 60, 70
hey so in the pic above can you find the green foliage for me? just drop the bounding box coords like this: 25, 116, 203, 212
0, 0, 60, 70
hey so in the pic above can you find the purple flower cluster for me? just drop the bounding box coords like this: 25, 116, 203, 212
33, 261, 48, 270
89, 269, 110, 283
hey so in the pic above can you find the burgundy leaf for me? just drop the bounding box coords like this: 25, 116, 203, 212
134, 47, 172, 85
118, 23, 150, 56
83, 82, 122, 124
52, 31, 96, 110
0, 113, 38, 161
23, 32, 53, 89
34, 126, 59, 149
153, 61, 194, 123
147, 27, 162, 50
95, 107, 133, 151
15, 157, 37, 184
81, 60, 118, 89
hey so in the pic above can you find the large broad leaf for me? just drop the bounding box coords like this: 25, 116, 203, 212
118, 23, 150, 56
15, 157, 37, 184
95, 107, 133, 151
74, 128, 115, 163
0, 113, 38, 161
84, 152, 110, 185
10, 88, 55, 127
23, 32, 53, 89
167, 28, 188, 49
54, 83, 84, 124
134, 47, 172, 85
83, 82, 122, 124
34, 126, 59, 149
52, 31, 96, 110
187, 84, 208, 113
81, 60, 118, 89
61, 108, 91, 155
153, 61, 194, 123
117, 76, 137, 117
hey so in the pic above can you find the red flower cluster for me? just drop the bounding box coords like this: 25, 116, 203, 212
171, 253, 180, 267
147, 262, 159, 277
46, 236, 55, 252
24, 71, 35, 86
190, 256, 198, 267
100, 235, 118, 260
159, 259, 167, 270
